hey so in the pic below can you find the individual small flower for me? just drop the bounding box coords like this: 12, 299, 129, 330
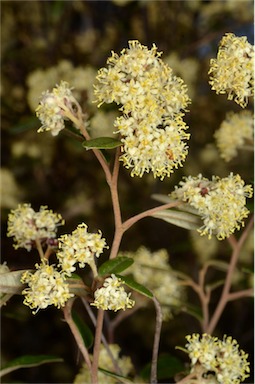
74, 343, 134, 384
94, 40, 191, 180
7, 204, 64, 251
36, 81, 78, 136
21, 262, 73, 314
171, 173, 253, 240
183, 333, 250, 384
56, 223, 107, 277
208, 33, 254, 108
123, 247, 183, 320
214, 110, 254, 161
91, 274, 135, 311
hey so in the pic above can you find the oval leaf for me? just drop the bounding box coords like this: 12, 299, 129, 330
99, 368, 133, 383
82, 137, 122, 150
140, 354, 185, 381
152, 210, 202, 231
116, 274, 153, 299
0, 355, 63, 378
0, 270, 32, 294
72, 310, 94, 349
98, 257, 134, 276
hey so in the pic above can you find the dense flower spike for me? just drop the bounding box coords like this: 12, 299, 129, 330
171, 173, 253, 240
91, 274, 135, 311
214, 110, 254, 161
94, 40, 191, 179
56, 223, 107, 277
21, 262, 73, 314
185, 333, 250, 384
7, 204, 64, 251
36, 81, 79, 135
208, 33, 254, 107
123, 247, 183, 319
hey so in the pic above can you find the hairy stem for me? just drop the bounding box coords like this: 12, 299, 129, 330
206, 215, 254, 334
91, 309, 105, 384
63, 300, 92, 374
151, 297, 163, 384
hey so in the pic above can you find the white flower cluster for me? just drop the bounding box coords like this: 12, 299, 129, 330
94, 40, 191, 179
21, 262, 73, 314
123, 247, 183, 320
36, 81, 79, 136
171, 173, 253, 240
185, 333, 250, 384
7, 203, 64, 251
214, 110, 254, 162
209, 33, 254, 108
91, 274, 135, 311
74, 343, 134, 384
57, 223, 108, 277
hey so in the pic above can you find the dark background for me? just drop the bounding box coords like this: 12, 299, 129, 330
1, 1, 254, 383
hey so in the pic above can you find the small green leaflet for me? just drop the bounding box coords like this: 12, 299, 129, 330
116, 274, 153, 299
98, 257, 134, 276
0, 355, 63, 378
152, 209, 201, 231
140, 353, 185, 381
98, 368, 133, 383
82, 137, 122, 150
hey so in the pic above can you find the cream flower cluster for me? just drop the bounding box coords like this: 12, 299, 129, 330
91, 274, 135, 311
56, 223, 107, 277
209, 33, 254, 108
94, 40, 191, 179
7, 204, 64, 251
185, 333, 250, 384
214, 110, 254, 161
123, 247, 183, 320
74, 343, 134, 384
171, 173, 253, 240
21, 262, 73, 314
36, 81, 79, 136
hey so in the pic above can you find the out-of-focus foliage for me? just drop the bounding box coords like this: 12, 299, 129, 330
1, 1, 253, 383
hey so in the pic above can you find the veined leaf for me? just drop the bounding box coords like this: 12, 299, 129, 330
116, 274, 153, 299
0, 270, 33, 294
82, 137, 122, 150
98, 257, 134, 276
72, 310, 93, 349
152, 194, 200, 215
0, 355, 63, 377
152, 209, 201, 231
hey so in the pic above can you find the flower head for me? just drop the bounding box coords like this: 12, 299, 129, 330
74, 344, 134, 384
184, 333, 250, 384
7, 204, 64, 251
21, 262, 73, 314
171, 173, 253, 240
91, 274, 135, 311
123, 247, 183, 319
36, 81, 78, 135
94, 40, 191, 179
208, 33, 254, 107
214, 110, 254, 161
56, 223, 107, 277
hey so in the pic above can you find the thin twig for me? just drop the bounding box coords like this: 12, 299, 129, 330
91, 309, 105, 384
63, 299, 92, 373
150, 297, 163, 384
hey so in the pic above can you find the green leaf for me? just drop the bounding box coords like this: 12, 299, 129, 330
72, 310, 93, 349
116, 274, 153, 299
0, 355, 63, 378
152, 209, 201, 231
98, 368, 133, 383
0, 270, 32, 294
180, 303, 203, 322
82, 137, 122, 150
140, 353, 185, 381
98, 257, 134, 276
152, 194, 200, 215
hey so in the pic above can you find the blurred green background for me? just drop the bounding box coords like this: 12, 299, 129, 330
1, 1, 254, 383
